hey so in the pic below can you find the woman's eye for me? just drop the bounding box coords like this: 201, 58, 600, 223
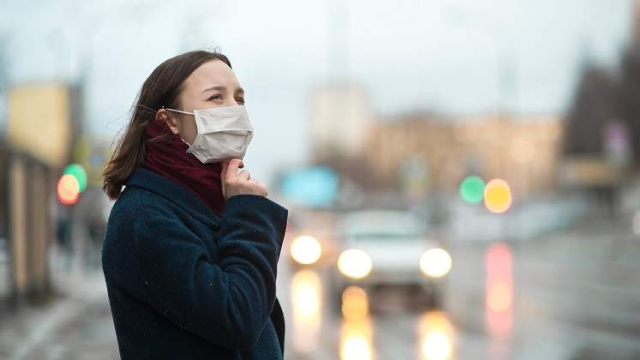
208, 94, 222, 101
236, 98, 245, 104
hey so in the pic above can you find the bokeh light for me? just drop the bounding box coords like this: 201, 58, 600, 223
484, 179, 512, 214
63, 163, 88, 193
57, 174, 80, 205
485, 242, 513, 338
486, 281, 512, 312
459, 176, 485, 204
340, 318, 373, 360
420, 248, 453, 278
290, 235, 322, 265
291, 269, 322, 354
341, 286, 369, 320
419, 311, 455, 360
422, 331, 452, 360
337, 249, 373, 280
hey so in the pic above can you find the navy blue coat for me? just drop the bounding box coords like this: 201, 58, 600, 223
101, 167, 289, 359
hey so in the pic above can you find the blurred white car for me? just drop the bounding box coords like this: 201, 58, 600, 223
330, 209, 451, 311
283, 209, 339, 269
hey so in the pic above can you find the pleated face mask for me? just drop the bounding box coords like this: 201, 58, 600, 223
165, 104, 254, 164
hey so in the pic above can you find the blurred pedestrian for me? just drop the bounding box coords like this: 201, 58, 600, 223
100, 49, 289, 360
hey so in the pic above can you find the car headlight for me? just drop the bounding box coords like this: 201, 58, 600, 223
290, 235, 322, 265
337, 249, 373, 279
420, 248, 452, 278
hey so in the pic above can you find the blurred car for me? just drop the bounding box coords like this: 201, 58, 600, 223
283, 208, 339, 269
330, 209, 452, 312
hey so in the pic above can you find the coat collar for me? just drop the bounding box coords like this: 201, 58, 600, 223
125, 167, 222, 228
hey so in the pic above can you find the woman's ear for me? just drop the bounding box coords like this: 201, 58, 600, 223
156, 109, 179, 135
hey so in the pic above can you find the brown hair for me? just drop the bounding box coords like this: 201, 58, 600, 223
101, 49, 232, 200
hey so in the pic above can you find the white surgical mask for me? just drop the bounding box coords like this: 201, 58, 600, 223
165, 104, 254, 164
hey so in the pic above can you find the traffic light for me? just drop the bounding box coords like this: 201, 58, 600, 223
57, 174, 80, 205
459, 175, 485, 204
484, 179, 512, 214
57, 164, 87, 205
63, 163, 88, 193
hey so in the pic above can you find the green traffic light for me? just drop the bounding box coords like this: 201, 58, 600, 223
459, 175, 485, 204
63, 164, 88, 193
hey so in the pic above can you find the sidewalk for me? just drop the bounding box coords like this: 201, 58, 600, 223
0, 265, 119, 360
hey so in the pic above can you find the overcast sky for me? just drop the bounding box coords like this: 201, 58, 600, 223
0, 0, 634, 186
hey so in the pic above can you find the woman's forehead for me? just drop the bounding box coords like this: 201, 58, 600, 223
184, 60, 241, 93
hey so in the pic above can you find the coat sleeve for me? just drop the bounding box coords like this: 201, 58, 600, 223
133, 193, 288, 350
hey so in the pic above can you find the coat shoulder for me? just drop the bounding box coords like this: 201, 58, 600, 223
102, 186, 182, 279
106, 186, 178, 236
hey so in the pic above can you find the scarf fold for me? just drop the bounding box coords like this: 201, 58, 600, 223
142, 118, 225, 217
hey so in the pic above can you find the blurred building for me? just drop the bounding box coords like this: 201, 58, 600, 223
307, 81, 565, 200
0, 82, 82, 304
363, 112, 563, 198
310, 83, 376, 160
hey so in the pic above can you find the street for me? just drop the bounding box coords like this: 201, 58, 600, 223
1, 213, 639, 360
2, 1, 640, 359
278, 214, 640, 360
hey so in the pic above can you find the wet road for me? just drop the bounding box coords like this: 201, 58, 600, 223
278, 259, 489, 360
278, 217, 640, 360
2, 216, 640, 360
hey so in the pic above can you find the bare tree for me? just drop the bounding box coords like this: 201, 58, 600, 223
618, 40, 640, 166
562, 63, 618, 156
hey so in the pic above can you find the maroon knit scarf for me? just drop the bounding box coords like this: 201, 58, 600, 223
142, 118, 225, 217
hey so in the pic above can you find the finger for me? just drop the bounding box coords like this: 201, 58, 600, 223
232, 160, 245, 169
250, 179, 267, 195
225, 159, 241, 180
238, 170, 251, 181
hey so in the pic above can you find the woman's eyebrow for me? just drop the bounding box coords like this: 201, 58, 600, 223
201, 85, 245, 94
201, 85, 225, 94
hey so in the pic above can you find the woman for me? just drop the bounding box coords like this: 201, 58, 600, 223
101, 49, 289, 360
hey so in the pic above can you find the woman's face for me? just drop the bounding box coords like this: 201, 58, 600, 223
162, 59, 245, 144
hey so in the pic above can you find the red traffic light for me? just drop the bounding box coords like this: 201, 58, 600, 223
57, 174, 80, 205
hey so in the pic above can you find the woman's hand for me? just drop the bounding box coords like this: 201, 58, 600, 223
220, 158, 268, 199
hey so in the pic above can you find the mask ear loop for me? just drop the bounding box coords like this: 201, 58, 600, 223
160, 106, 193, 146
162, 106, 195, 116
